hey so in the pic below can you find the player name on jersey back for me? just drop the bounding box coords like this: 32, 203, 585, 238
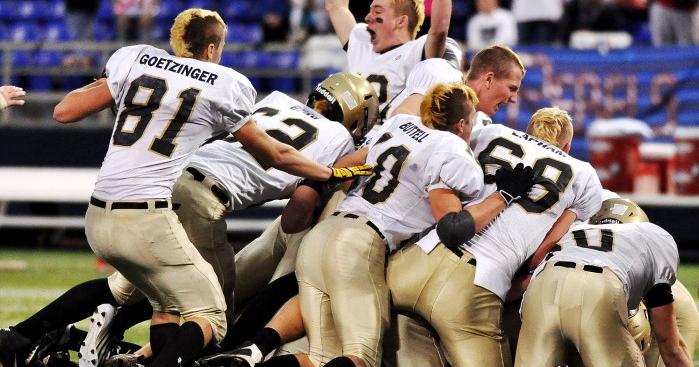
138, 53, 218, 85
397, 121, 430, 142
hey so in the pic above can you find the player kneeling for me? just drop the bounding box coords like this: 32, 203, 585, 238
516, 198, 692, 367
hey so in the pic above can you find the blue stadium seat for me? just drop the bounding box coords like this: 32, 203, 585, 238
227, 23, 262, 44
12, 51, 33, 67
267, 51, 300, 93
45, 21, 72, 42
0, 22, 8, 41
36, 50, 63, 66
46, 0, 65, 20
156, 1, 182, 20
222, 1, 251, 21
185, 0, 214, 9
151, 20, 172, 41
93, 21, 116, 41
0, 1, 15, 20
10, 22, 42, 42
16, 1, 39, 20
97, 0, 113, 20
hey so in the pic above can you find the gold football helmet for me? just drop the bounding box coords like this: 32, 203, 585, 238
589, 198, 649, 225
307, 72, 379, 141
628, 302, 652, 354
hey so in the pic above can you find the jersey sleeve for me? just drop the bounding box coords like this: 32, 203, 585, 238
346, 23, 371, 62
646, 224, 679, 287
326, 130, 356, 166
220, 77, 257, 134
105, 45, 147, 100
405, 59, 462, 96
425, 138, 484, 202
567, 163, 603, 221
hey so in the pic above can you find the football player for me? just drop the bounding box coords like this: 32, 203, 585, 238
516, 198, 692, 367
326, 0, 453, 116
388, 107, 602, 366
1, 8, 371, 367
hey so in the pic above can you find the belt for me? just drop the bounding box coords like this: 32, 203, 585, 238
90, 196, 169, 210
332, 211, 386, 240
186, 167, 230, 206
553, 261, 603, 274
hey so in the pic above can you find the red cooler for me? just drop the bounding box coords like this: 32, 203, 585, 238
674, 126, 699, 194
588, 119, 652, 193
635, 143, 676, 194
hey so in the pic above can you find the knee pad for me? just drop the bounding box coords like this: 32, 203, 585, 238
186, 308, 227, 343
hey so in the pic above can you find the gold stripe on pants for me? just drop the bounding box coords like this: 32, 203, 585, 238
516, 262, 644, 367
387, 243, 510, 367
296, 214, 389, 367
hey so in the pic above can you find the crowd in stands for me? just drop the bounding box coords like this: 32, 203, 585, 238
1, 0, 697, 93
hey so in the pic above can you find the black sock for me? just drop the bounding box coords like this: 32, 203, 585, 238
149, 321, 205, 367
149, 323, 179, 357
251, 327, 282, 356
111, 299, 153, 337
259, 354, 301, 367
221, 272, 298, 349
15, 278, 117, 341
325, 356, 356, 367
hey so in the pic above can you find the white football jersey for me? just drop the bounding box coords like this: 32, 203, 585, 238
417, 124, 603, 300
337, 114, 484, 250
94, 45, 256, 200
543, 222, 678, 310
346, 23, 427, 117
386, 58, 463, 118
189, 91, 355, 210
471, 111, 493, 134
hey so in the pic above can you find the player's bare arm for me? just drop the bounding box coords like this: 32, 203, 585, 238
528, 209, 578, 270
281, 184, 322, 234
235, 120, 333, 181
649, 302, 692, 367
326, 0, 356, 46
424, 0, 451, 58
53, 78, 113, 123
428, 188, 463, 221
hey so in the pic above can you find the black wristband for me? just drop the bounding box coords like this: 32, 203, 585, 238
644, 283, 674, 308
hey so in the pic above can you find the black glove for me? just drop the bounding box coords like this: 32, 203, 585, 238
436, 210, 476, 257
326, 164, 373, 184
493, 163, 535, 206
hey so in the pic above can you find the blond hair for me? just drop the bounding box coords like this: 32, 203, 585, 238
392, 0, 425, 39
170, 8, 226, 58
420, 82, 478, 130
526, 107, 573, 148
466, 44, 525, 81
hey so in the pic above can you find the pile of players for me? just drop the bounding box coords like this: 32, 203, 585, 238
1, 1, 697, 367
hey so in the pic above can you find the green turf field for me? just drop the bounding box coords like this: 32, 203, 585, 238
1, 248, 698, 363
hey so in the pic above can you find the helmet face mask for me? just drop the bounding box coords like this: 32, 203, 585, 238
589, 198, 649, 225
307, 72, 379, 142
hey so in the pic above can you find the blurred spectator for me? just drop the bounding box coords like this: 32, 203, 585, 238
64, 0, 99, 41
260, 0, 291, 42
512, 0, 563, 44
466, 0, 517, 50
649, 0, 698, 45
114, 0, 158, 42
290, 0, 330, 43
0, 86, 26, 111
560, 0, 648, 46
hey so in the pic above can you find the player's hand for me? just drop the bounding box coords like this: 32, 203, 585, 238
0, 86, 26, 110
494, 163, 535, 206
327, 164, 373, 183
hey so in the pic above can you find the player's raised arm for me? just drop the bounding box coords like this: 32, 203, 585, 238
424, 0, 451, 58
53, 78, 113, 123
326, 0, 357, 47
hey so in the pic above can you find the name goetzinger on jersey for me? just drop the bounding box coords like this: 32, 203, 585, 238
417, 124, 603, 300
547, 222, 678, 310
337, 114, 484, 251
346, 23, 427, 116
94, 45, 256, 200
189, 91, 355, 210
